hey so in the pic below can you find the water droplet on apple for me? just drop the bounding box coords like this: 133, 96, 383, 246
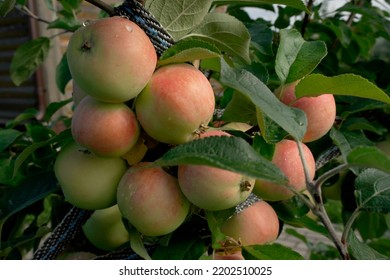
125, 25, 133, 32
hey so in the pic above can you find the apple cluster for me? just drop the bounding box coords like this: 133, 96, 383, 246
53, 16, 336, 258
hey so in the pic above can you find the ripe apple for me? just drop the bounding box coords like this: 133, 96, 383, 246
82, 204, 131, 251
67, 16, 157, 103
253, 139, 316, 201
277, 81, 336, 142
135, 63, 215, 145
54, 141, 127, 210
71, 96, 140, 157
178, 130, 255, 211
117, 162, 190, 236
221, 200, 280, 246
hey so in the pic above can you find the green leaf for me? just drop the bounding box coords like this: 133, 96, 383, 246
212, 0, 309, 13
205, 209, 235, 249
247, 22, 273, 57
152, 135, 287, 184
0, 0, 16, 16
0, 129, 22, 152
13, 129, 72, 177
275, 29, 327, 84
221, 91, 258, 124
0, 171, 59, 221
187, 13, 251, 64
354, 168, 390, 213
152, 236, 206, 260
10, 37, 51, 86
47, 16, 81, 32
295, 74, 390, 104
348, 231, 388, 260
219, 59, 307, 141
5, 108, 39, 129
146, 0, 213, 41
158, 39, 221, 66
347, 146, 390, 175
128, 228, 152, 260
242, 243, 305, 260
43, 98, 73, 123
55, 52, 72, 94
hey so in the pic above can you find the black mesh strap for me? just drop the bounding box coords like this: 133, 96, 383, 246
32, 207, 93, 260
114, 0, 175, 56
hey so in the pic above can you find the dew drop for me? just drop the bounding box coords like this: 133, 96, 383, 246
125, 25, 133, 32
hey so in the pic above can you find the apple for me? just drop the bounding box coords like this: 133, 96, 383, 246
277, 81, 336, 143
178, 130, 255, 211
117, 162, 190, 236
54, 141, 127, 210
253, 139, 316, 201
67, 16, 157, 103
82, 204, 131, 251
71, 96, 140, 157
135, 63, 215, 145
221, 200, 280, 246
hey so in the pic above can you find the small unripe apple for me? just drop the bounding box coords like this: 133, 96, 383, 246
221, 200, 280, 245
82, 204, 131, 251
71, 96, 140, 157
135, 63, 215, 145
253, 139, 315, 201
67, 16, 157, 103
277, 82, 336, 142
178, 130, 255, 211
117, 163, 190, 236
54, 141, 127, 210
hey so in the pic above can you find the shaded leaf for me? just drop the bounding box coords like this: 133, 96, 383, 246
153, 135, 287, 184
43, 98, 73, 122
205, 209, 235, 249
55, 53, 72, 94
242, 243, 305, 260
10, 37, 51, 86
0, 172, 59, 221
219, 59, 307, 141
348, 231, 388, 260
347, 146, 390, 175
0, 0, 16, 16
295, 74, 390, 104
0, 129, 22, 152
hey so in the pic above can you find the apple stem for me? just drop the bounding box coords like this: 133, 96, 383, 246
295, 140, 351, 260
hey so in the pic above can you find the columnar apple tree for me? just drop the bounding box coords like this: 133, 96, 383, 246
0, 0, 390, 260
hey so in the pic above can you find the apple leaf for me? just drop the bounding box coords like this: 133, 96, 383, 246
347, 146, 390, 175
354, 168, 390, 214
187, 13, 251, 64
275, 29, 327, 84
128, 227, 152, 260
55, 52, 72, 94
348, 231, 389, 260
205, 209, 235, 249
0, 0, 16, 16
0, 171, 59, 221
158, 39, 221, 66
219, 59, 307, 141
13, 129, 72, 178
242, 243, 305, 260
212, 0, 309, 13
10, 37, 51, 86
153, 135, 287, 185
221, 91, 258, 124
295, 74, 390, 104
145, 0, 213, 41
0, 129, 22, 153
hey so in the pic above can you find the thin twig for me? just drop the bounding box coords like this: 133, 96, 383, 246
18, 5, 51, 24
84, 0, 115, 16
300, 0, 314, 37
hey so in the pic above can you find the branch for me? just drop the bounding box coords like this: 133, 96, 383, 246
84, 0, 115, 16
300, 0, 314, 37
